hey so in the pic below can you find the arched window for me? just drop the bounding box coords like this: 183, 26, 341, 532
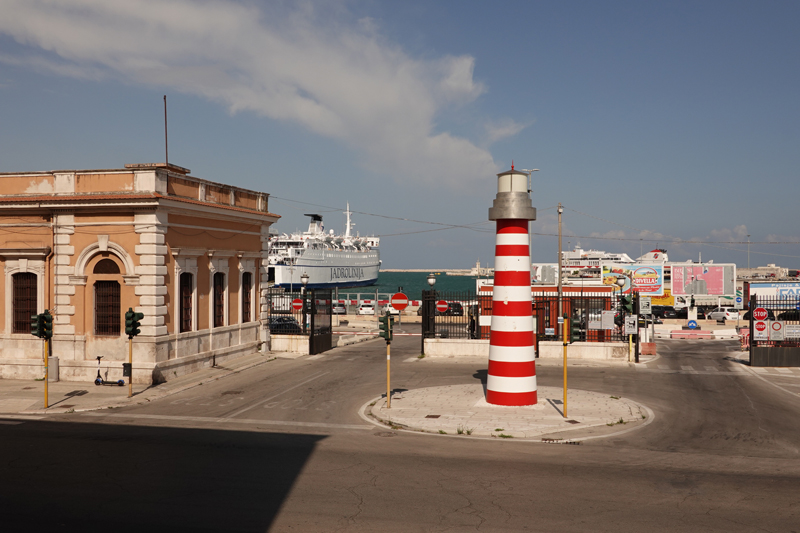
12, 273, 37, 334
93, 259, 120, 274
213, 272, 225, 327
241, 272, 252, 323
180, 272, 193, 332
95, 280, 120, 336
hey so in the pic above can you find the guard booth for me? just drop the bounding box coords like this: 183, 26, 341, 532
266, 288, 332, 355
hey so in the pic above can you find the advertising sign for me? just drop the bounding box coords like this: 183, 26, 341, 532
648, 288, 674, 306
671, 264, 736, 296
747, 282, 800, 300
602, 264, 664, 296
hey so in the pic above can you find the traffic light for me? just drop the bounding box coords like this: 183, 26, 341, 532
30, 313, 43, 338
125, 307, 144, 338
569, 316, 581, 343
41, 310, 53, 340
621, 294, 634, 314
379, 314, 393, 343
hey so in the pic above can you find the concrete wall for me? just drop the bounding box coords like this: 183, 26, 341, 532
423, 338, 629, 361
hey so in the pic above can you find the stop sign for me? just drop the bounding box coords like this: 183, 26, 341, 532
291, 298, 303, 311
391, 292, 409, 311
436, 300, 448, 313
753, 308, 768, 321
755, 321, 767, 332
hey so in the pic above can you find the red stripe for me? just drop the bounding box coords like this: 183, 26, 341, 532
494, 271, 531, 286
486, 390, 538, 406
490, 330, 534, 346
495, 244, 529, 257
488, 360, 536, 378
491, 300, 532, 316
497, 219, 528, 234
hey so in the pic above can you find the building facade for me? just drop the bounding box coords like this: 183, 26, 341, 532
0, 163, 279, 384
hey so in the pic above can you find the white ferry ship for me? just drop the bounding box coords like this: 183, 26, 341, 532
267, 206, 380, 290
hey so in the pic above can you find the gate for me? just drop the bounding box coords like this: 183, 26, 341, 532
265, 288, 332, 355
749, 294, 800, 366
309, 289, 332, 355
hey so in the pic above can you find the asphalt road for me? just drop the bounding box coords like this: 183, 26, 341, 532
2, 330, 799, 532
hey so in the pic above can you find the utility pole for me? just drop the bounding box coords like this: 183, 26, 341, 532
558, 203, 563, 319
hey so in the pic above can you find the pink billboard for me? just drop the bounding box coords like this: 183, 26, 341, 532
671, 264, 736, 296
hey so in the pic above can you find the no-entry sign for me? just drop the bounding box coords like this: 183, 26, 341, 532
291, 298, 303, 311
436, 300, 449, 313
391, 292, 409, 311
753, 307, 769, 321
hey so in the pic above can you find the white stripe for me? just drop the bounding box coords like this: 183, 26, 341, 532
489, 315, 534, 332
492, 286, 533, 303
494, 256, 530, 272
82, 413, 372, 430
495, 233, 529, 246
487, 375, 537, 393
489, 345, 536, 362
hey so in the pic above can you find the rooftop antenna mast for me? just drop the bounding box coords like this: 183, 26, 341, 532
164, 95, 169, 166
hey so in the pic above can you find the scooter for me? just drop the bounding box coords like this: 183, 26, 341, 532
94, 356, 125, 386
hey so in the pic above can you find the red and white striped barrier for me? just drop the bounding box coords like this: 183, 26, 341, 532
487, 218, 537, 406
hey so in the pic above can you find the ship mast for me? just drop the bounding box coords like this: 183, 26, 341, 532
344, 203, 353, 239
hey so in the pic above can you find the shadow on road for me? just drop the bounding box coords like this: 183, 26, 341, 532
0, 419, 325, 531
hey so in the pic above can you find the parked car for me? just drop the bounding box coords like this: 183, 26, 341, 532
707, 307, 739, 321
675, 307, 706, 319
651, 305, 677, 319
638, 315, 663, 326
266, 316, 302, 334
777, 310, 800, 320
381, 303, 400, 316
332, 302, 347, 315
445, 302, 464, 316
742, 309, 776, 320
357, 302, 375, 315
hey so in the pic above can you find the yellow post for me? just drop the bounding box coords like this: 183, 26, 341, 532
128, 336, 133, 398
43, 338, 49, 409
386, 342, 391, 409
562, 317, 568, 418
628, 334, 633, 362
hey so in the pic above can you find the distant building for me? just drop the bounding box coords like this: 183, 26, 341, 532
0, 163, 279, 383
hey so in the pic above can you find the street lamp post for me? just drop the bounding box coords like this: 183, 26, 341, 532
301, 272, 309, 334
747, 234, 751, 270
422, 274, 436, 355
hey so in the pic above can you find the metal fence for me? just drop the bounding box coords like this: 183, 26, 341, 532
421, 291, 625, 343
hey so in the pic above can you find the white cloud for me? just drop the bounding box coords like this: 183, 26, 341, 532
0, 0, 509, 188
484, 118, 528, 145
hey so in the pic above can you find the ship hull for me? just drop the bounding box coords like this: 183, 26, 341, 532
270, 250, 380, 290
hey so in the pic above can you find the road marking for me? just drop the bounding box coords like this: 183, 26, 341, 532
81, 412, 372, 430
704, 366, 717, 372
775, 368, 793, 374
658, 365, 669, 370
751, 367, 768, 373
307, 354, 324, 360
403, 357, 419, 363
680, 365, 695, 371
224, 372, 330, 418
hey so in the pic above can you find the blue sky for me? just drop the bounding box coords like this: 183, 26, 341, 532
1, 0, 798, 269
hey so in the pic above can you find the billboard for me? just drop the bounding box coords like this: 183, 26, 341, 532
602, 264, 664, 296
748, 282, 800, 299
671, 264, 736, 296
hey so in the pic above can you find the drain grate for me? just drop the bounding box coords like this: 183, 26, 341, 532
565, 420, 580, 424
375, 431, 397, 437
59, 405, 75, 409
22, 387, 34, 390
221, 391, 243, 395
425, 414, 441, 419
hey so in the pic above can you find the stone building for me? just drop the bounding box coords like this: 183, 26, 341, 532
0, 163, 279, 384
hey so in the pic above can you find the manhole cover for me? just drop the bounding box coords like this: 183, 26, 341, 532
221, 391, 243, 395
375, 431, 397, 437
425, 414, 441, 419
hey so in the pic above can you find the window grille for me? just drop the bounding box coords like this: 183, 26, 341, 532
242, 272, 252, 323
95, 280, 120, 336
213, 273, 225, 327
180, 272, 193, 332
13, 273, 37, 334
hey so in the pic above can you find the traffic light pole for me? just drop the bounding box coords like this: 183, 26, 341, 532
128, 336, 133, 398
386, 341, 391, 409
43, 338, 49, 409
562, 316, 568, 418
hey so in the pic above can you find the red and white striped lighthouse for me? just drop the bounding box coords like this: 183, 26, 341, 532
486, 165, 537, 406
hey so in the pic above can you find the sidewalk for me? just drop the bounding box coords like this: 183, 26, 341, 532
0, 351, 277, 416
362, 383, 654, 442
